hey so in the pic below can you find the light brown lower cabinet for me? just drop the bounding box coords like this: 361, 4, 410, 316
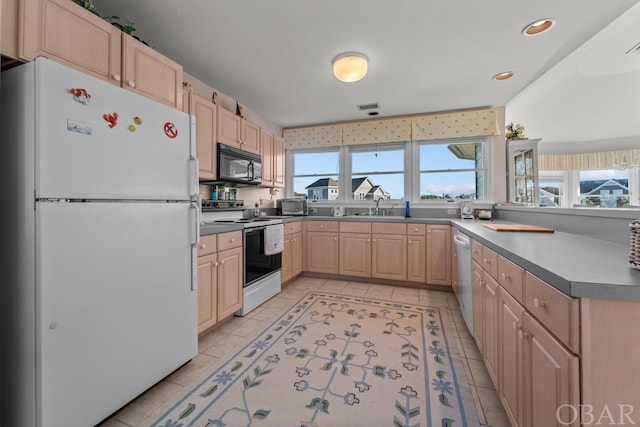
306, 222, 339, 274
282, 231, 302, 283
473, 241, 580, 427
340, 232, 371, 278
426, 224, 451, 285
196, 232, 242, 334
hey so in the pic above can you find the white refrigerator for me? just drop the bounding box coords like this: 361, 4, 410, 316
0, 58, 199, 427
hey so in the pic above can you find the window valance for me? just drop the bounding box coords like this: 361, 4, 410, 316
539, 149, 640, 171
284, 107, 500, 149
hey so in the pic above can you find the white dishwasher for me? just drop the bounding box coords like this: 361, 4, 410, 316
453, 229, 473, 333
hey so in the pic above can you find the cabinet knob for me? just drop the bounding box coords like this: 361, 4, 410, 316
484, 258, 490, 265
408, 240, 412, 245
214, 261, 219, 267
501, 272, 510, 280
367, 239, 370, 242
230, 238, 235, 243
220, 260, 225, 265
112, 73, 121, 81
128, 80, 136, 88
320, 224, 324, 228
512, 321, 517, 330
334, 237, 337, 241
533, 298, 545, 308
200, 244, 206, 249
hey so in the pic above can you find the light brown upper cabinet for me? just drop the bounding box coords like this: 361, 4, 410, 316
216, 108, 260, 154
121, 34, 183, 110
184, 93, 217, 180
17, 0, 122, 84
10, 0, 183, 110
260, 132, 285, 188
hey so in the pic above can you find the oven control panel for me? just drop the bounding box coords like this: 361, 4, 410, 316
202, 199, 245, 212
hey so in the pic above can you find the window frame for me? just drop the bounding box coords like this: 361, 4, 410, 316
286, 136, 490, 204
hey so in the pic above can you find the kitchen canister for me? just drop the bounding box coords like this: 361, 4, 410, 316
630, 220, 640, 270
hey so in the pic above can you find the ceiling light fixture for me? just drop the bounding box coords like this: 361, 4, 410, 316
492, 71, 514, 81
333, 52, 368, 82
522, 18, 556, 36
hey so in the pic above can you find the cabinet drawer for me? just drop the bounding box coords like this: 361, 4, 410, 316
407, 223, 426, 236
497, 255, 524, 302
284, 221, 302, 235
372, 222, 406, 235
340, 221, 371, 233
472, 239, 483, 264
481, 246, 498, 279
218, 230, 242, 251
307, 221, 339, 232
197, 234, 217, 257
524, 272, 579, 353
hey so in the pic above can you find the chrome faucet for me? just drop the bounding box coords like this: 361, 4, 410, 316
375, 197, 383, 216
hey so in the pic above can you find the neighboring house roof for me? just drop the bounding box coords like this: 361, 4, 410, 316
581, 179, 629, 195
305, 178, 338, 189
351, 177, 369, 192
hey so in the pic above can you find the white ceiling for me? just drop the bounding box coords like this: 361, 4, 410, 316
93, 0, 640, 151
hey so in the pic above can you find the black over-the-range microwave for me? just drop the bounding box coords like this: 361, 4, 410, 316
216, 143, 262, 186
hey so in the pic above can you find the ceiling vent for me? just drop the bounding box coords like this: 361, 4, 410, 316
357, 102, 380, 111
625, 42, 640, 55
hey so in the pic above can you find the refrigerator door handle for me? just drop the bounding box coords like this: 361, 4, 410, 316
188, 115, 199, 202
190, 200, 200, 291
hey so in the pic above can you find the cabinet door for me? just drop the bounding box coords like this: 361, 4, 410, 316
291, 232, 303, 277
306, 231, 339, 274
426, 224, 451, 285
281, 234, 294, 283
217, 108, 241, 148
260, 129, 274, 185
372, 234, 406, 281
340, 233, 371, 278
20, 0, 122, 84
482, 272, 499, 388
217, 246, 243, 319
241, 119, 260, 154
523, 312, 580, 427
272, 135, 285, 187
122, 34, 183, 109
471, 260, 484, 351
191, 95, 217, 180
499, 288, 525, 427
451, 232, 459, 294
407, 235, 426, 282
197, 253, 218, 334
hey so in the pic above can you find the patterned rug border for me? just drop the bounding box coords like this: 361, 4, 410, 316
148, 290, 478, 427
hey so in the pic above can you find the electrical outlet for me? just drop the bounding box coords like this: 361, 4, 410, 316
447, 209, 457, 215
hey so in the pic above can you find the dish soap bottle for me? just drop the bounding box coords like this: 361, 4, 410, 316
253, 203, 260, 218
405, 200, 411, 218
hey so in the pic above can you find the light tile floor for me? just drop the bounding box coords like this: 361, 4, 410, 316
100, 277, 511, 427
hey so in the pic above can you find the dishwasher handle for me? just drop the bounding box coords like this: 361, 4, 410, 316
453, 233, 471, 248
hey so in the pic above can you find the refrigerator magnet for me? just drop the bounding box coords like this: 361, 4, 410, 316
129, 125, 136, 132
67, 118, 92, 135
164, 122, 178, 139
103, 112, 118, 128
70, 88, 91, 104
134, 117, 143, 125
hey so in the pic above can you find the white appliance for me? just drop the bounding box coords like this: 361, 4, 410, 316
453, 229, 474, 333
0, 58, 199, 427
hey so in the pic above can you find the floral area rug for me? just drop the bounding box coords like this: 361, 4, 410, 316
149, 291, 478, 427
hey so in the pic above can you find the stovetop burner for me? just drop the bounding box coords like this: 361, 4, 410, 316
201, 199, 245, 212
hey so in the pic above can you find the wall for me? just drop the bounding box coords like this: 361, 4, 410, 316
496, 206, 637, 245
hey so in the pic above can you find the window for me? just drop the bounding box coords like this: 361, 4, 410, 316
291, 149, 339, 200
418, 140, 484, 200
539, 171, 567, 207
579, 169, 630, 208
287, 137, 488, 203
350, 146, 405, 200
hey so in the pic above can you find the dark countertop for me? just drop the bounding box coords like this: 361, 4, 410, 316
200, 215, 640, 302
451, 219, 640, 302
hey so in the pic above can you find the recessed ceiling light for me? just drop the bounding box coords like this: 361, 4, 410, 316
522, 18, 556, 36
492, 71, 514, 81
368, 111, 379, 116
